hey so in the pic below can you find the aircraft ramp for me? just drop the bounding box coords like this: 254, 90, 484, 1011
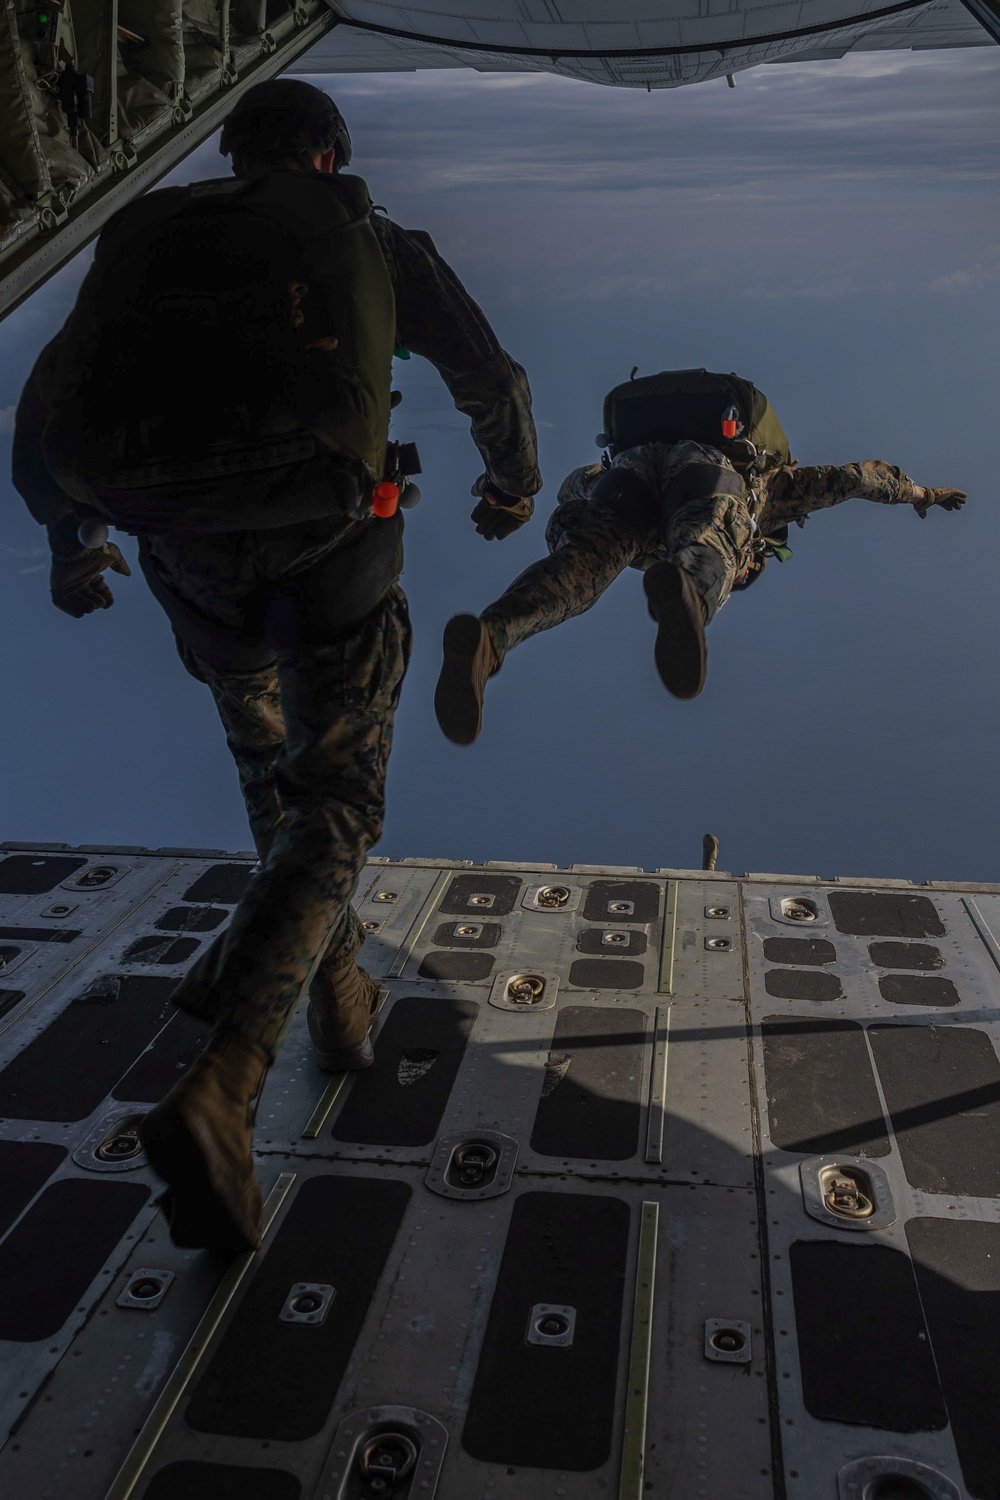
0, 842, 999, 1498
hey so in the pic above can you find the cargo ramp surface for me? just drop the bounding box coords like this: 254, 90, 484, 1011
1, 842, 1000, 1499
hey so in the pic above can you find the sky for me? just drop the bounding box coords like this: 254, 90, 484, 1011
2, 47, 999, 883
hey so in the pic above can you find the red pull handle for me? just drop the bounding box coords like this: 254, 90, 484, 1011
372, 481, 400, 518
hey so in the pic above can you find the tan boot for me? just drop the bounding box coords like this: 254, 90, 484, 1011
434, 614, 500, 745
140, 1029, 268, 1253
643, 561, 708, 699
307, 960, 383, 1072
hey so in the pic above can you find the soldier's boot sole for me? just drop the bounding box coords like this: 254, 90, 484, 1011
643, 561, 708, 700
140, 1030, 267, 1253
434, 615, 499, 745
307, 964, 386, 1073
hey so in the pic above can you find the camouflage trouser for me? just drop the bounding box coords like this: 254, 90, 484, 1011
142, 521, 411, 1061
481, 441, 754, 661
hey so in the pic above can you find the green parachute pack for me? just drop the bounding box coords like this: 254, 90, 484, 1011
42, 169, 396, 534
602, 368, 791, 472
600, 367, 795, 558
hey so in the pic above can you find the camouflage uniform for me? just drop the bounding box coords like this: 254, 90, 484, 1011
15, 202, 540, 1063
481, 441, 916, 663
158, 574, 412, 1059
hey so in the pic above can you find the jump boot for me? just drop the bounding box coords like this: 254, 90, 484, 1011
642, 561, 708, 700
140, 1028, 268, 1253
434, 614, 500, 745
307, 958, 383, 1071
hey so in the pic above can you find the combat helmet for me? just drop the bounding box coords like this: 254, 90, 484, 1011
220, 79, 352, 172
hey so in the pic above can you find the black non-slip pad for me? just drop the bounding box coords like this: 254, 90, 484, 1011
144, 1461, 300, 1500
828, 891, 945, 938
877, 975, 960, 1008
762, 1017, 890, 1157
790, 1240, 945, 1432
185, 1175, 410, 1441
431, 920, 501, 949
417, 950, 495, 982
0, 1140, 66, 1239
0, 854, 86, 894
869, 941, 944, 971
568, 958, 645, 990
576, 928, 648, 956
331, 996, 478, 1146
0, 1177, 150, 1341
0, 925, 82, 943
113, 1011, 212, 1103
764, 969, 842, 1002
439, 872, 522, 916
0, 974, 177, 1121
869, 1025, 1000, 1196
0, 989, 25, 1021
762, 937, 837, 966
530, 1006, 645, 1160
123, 936, 201, 966
463, 1192, 630, 1470
907, 1217, 1000, 1500
582, 880, 661, 924
155, 906, 229, 933
181, 863, 254, 904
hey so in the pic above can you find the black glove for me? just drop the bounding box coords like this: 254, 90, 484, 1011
913, 486, 967, 519
470, 476, 534, 540
50, 542, 132, 617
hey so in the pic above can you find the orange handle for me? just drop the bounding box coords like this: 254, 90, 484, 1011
372, 481, 400, 518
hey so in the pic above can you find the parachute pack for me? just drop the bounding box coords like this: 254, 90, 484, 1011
42, 170, 396, 533
601, 368, 792, 482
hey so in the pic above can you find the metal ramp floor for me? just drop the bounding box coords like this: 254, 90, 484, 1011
1, 842, 1000, 1500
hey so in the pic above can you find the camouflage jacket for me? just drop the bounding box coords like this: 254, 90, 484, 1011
758, 461, 917, 535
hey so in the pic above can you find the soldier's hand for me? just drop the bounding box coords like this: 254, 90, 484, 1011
50, 543, 132, 618
913, 486, 967, 519
470, 476, 534, 540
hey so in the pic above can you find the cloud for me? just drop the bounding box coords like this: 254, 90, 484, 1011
0, 405, 15, 433
290, 51, 1000, 306
311, 50, 1000, 201
2, 542, 47, 560
743, 278, 858, 301
930, 259, 1000, 295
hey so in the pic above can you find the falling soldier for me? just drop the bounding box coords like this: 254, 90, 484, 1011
13, 80, 540, 1250
434, 367, 966, 742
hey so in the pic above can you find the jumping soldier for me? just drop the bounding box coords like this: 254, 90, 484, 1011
12, 79, 541, 1251
434, 367, 965, 743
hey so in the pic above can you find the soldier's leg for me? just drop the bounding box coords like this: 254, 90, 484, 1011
643, 490, 755, 699
173, 659, 375, 1057
142, 587, 411, 1250
665, 491, 755, 622
480, 498, 645, 659
435, 481, 649, 744
159, 525, 394, 1044
199, 659, 286, 858
167, 585, 411, 1061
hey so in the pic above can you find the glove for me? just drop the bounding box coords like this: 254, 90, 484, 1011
913, 486, 967, 519
50, 542, 132, 618
470, 475, 534, 540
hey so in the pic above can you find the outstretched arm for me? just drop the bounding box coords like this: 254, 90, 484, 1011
761, 461, 965, 530
372, 215, 542, 521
